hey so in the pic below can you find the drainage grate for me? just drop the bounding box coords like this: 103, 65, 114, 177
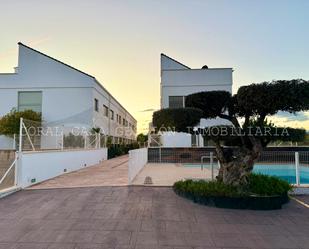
144, 176, 153, 185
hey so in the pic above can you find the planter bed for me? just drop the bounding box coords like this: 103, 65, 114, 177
173, 175, 292, 210
174, 188, 289, 210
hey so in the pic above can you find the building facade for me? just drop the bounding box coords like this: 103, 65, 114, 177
0, 43, 136, 149
159, 54, 233, 147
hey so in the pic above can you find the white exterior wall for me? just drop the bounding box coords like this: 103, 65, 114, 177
128, 148, 148, 184
18, 148, 107, 188
160, 54, 233, 147
92, 86, 136, 142
160, 132, 192, 147
0, 43, 136, 148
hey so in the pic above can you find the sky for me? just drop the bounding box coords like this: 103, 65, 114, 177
0, 0, 309, 133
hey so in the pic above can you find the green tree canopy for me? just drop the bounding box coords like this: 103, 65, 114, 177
152, 79, 309, 186
0, 109, 42, 136
152, 107, 203, 133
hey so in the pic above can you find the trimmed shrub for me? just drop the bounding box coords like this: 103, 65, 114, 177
247, 173, 292, 196
173, 174, 292, 210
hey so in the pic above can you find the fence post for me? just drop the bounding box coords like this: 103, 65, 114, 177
13, 134, 16, 150
159, 147, 162, 163
210, 152, 214, 180
295, 152, 300, 186
98, 133, 101, 149
19, 118, 23, 153
61, 131, 64, 150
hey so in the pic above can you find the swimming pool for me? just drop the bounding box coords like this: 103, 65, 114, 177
183, 163, 309, 184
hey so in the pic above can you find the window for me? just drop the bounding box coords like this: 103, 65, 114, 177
169, 96, 184, 108
94, 98, 99, 112
103, 105, 108, 117
18, 91, 42, 113
123, 118, 125, 125
191, 134, 197, 147
118, 115, 122, 124
110, 110, 114, 120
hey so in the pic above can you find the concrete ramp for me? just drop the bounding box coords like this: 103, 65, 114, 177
28, 155, 129, 189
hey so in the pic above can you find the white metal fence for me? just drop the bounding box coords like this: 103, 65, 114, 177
147, 148, 309, 186
0, 152, 18, 191
18, 118, 106, 152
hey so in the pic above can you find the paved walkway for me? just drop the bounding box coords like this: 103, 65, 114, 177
132, 163, 218, 186
29, 155, 129, 189
0, 186, 308, 249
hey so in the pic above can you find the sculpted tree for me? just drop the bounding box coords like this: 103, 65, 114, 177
153, 79, 308, 186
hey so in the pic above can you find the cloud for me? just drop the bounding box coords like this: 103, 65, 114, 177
276, 111, 309, 122
140, 108, 157, 112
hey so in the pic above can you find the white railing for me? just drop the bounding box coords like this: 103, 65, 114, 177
147, 148, 309, 186
0, 153, 18, 188
128, 148, 148, 184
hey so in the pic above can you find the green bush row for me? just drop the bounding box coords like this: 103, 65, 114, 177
108, 143, 139, 159
173, 173, 292, 198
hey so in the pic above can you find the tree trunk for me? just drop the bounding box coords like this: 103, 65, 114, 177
215, 141, 263, 186
219, 155, 255, 186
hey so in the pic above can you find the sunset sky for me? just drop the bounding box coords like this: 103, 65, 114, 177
1, 0, 309, 133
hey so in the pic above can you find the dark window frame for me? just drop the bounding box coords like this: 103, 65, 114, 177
94, 98, 99, 112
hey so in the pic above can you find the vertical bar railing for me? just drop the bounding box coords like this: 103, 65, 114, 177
295, 152, 300, 186
19, 118, 23, 153
210, 152, 214, 180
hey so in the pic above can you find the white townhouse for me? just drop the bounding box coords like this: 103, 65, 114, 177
159, 54, 233, 147
0, 43, 136, 149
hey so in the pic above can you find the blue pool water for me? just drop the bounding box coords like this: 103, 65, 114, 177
183, 163, 309, 184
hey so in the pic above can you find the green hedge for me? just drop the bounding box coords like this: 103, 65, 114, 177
107, 143, 139, 159
173, 174, 292, 210
173, 173, 292, 198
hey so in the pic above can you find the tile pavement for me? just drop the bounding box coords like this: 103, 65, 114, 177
0, 186, 308, 249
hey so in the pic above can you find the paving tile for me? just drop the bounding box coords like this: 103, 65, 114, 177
18, 230, 64, 243
134, 231, 158, 246
59, 230, 96, 243
184, 233, 214, 247
14, 243, 49, 249
1, 184, 309, 249
0, 243, 17, 249
47, 243, 75, 249
157, 232, 187, 246
115, 220, 142, 231
74, 243, 113, 249
262, 235, 299, 249
211, 233, 243, 248
165, 221, 191, 233
140, 220, 166, 232
93, 231, 131, 246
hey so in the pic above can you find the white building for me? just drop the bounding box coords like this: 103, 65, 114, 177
0, 43, 136, 149
159, 54, 233, 147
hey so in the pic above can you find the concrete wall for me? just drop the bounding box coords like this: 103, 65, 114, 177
18, 148, 107, 188
0, 136, 15, 150
160, 132, 192, 148
128, 148, 148, 184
